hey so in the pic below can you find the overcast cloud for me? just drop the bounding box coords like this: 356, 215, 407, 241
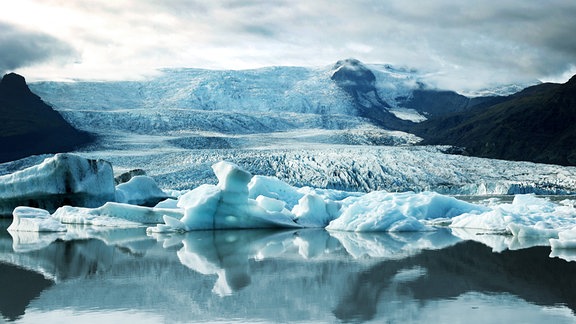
1, 0, 575, 91
0, 22, 76, 75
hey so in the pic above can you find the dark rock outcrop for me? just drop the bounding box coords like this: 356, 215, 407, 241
397, 88, 506, 117
331, 59, 408, 129
0, 73, 94, 163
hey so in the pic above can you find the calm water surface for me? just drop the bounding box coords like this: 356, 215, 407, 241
1, 219, 576, 323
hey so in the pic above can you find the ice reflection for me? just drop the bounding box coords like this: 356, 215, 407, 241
148, 228, 460, 296
2, 226, 576, 323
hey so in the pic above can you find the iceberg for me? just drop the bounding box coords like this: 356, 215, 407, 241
8, 206, 66, 232
0, 153, 115, 216
115, 175, 171, 206
450, 195, 576, 237
52, 202, 183, 227
147, 161, 300, 232
327, 191, 487, 232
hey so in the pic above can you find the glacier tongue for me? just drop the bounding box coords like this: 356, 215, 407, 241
70, 145, 576, 196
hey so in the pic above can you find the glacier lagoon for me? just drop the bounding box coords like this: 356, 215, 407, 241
2, 154, 576, 323
2, 64, 576, 322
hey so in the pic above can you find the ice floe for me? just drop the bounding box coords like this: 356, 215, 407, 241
0, 153, 115, 216
4, 156, 576, 262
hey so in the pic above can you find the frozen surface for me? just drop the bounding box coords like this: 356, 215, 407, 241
0, 154, 115, 215
8, 207, 66, 232
451, 195, 576, 237
43, 145, 575, 196
115, 175, 171, 206
327, 191, 487, 232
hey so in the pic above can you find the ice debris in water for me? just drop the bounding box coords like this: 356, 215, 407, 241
327, 191, 488, 232
8, 206, 66, 232
7, 159, 576, 248
450, 194, 576, 238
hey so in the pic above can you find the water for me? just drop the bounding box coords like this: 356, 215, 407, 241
1, 220, 576, 323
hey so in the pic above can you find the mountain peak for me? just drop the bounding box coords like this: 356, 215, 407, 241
331, 58, 376, 91
566, 74, 576, 87
0, 73, 32, 96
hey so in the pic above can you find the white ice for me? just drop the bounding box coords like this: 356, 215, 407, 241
7, 159, 576, 262
0, 153, 116, 215
115, 175, 171, 205
327, 191, 487, 232
8, 206, 66, 232
450, 195, 576, 238
0, 153, 114, 200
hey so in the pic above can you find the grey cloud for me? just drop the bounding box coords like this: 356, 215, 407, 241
3, 0, 575, 89
0, 22, 76, 74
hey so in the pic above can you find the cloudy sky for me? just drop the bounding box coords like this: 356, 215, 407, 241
1, 0, 575, 91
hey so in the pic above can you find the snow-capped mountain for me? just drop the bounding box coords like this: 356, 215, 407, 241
29, 58, 541, 136
28, 59, 486, 134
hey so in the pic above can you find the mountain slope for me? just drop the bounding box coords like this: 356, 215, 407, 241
0, 73, 94, 163
417, 75, 576, 166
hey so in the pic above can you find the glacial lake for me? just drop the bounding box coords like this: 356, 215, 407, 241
1, 219, 576, 323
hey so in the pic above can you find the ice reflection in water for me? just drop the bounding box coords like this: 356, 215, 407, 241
1, 224, 576, 323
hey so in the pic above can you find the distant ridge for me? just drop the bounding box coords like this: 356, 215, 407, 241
0, 73, 94, 163
417, 75, 576, 166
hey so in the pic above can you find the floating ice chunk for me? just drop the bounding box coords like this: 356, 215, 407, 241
8, 206, 66, 232
115, 175, 170, 206
256, 195, 286, 212
508, 223, 559, 238
147, 215, 190, 233
148, 161, 299, 232
178, 184, 222, 230
0, 153, 115, 215
292, 194, 339, 227
213, 160, 252, 192
451, 194, 576, 235
177, 184, 220, 209
53, 202, 183, 226
154, 198, 179, 209
328, 191, 484, 232
248, 175, 304, 209
550, 227, 576, 249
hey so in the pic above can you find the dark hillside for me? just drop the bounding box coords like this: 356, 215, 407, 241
0, 73, 94, 163
416, 75, 576, 166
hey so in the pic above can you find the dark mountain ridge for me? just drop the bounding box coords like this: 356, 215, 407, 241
0, 73, 94, 163
414, 75, 576, 166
